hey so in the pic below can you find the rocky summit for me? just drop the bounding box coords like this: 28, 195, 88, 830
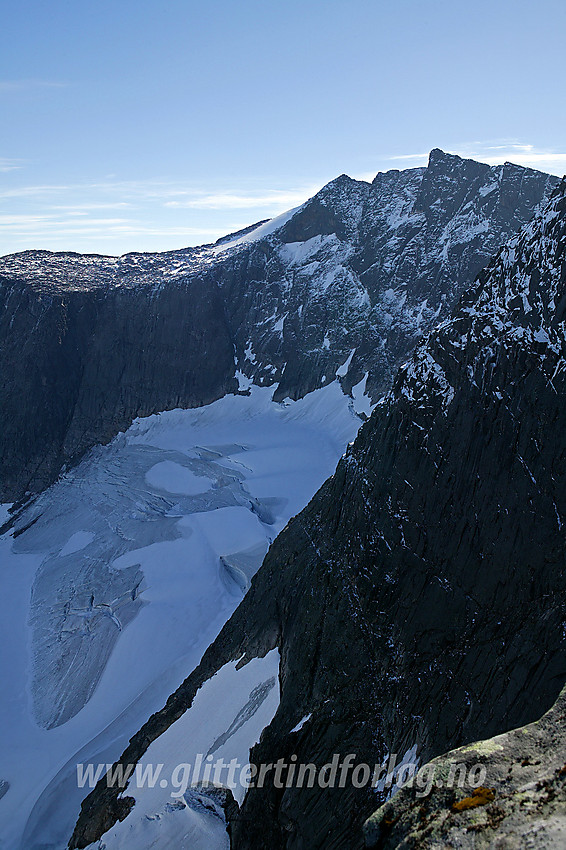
68, 177, 566, 850
0, 150, 557, 503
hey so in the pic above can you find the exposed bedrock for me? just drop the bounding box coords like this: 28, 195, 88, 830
0, 276, 237, 501
364, 683, 566, 849
70, 184, 566, 848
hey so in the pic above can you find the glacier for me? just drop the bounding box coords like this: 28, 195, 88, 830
0, 381, 361, 850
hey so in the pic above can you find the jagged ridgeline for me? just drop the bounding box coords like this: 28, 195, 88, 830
70, 181, 566, 850
0, 150, 557, 503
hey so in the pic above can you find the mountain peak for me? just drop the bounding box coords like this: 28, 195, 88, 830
427, 147, 461, 165
425, 148, 492, 177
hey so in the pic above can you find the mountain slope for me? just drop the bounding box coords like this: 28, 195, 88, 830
70, 179, 566, 849
0, 150, 557, 503
0, 383, 361, 850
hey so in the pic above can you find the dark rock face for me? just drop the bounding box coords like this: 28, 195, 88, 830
364, 683, 566, 849
70, 182, 566, 849
0, 151, 557, 502
0, 270, 237, 501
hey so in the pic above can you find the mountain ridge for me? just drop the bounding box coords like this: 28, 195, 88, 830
0, 150, 558, 505
69, 179, 566, 849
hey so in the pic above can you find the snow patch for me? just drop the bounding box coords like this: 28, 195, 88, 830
351, 372, 374, 417
235, 370, 253, 391
90, 651, 280, 850
336, 349, 356, 378
244, 340, 257, 364
211, 206, 303, 254
291, 713, 312, 733
0, 503, 12, 527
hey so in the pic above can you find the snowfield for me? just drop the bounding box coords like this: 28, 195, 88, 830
86, 650, 281, 850
0, 382, 361, 850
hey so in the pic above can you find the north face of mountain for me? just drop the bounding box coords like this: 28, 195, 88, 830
0, 151, 558, 503
70, 180, 566, 849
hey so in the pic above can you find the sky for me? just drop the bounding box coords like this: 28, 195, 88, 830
1, 0, 565, 256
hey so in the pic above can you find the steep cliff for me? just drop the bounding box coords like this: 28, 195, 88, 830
70, 180, 566, 849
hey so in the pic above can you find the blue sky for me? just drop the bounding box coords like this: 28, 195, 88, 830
1, 0, 565, 255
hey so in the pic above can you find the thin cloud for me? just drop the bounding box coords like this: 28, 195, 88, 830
0, 79, 68, 92
0, 176, 320, 254
0, 181, 176, 200
48, 202, 133, 211
0, 158, 22, 172
0, 215, 133, 233
0, 178, 319, 254
164, 189, 318, 210
0, 184, 78, 199
0, 180, 322, 208
0, 212, 222, 239
387, 153, 429, 162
